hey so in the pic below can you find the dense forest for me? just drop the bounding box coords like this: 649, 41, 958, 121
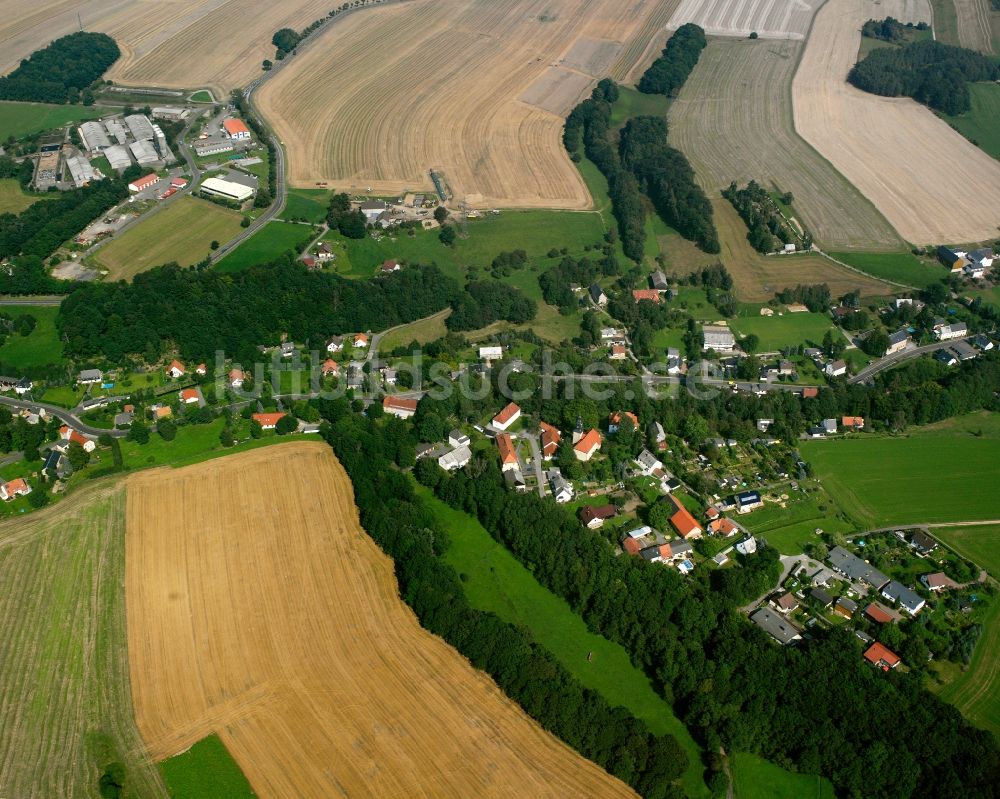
722, 181, 798, 254
446, 281, 537, 331
0, 155, 36, 189
848, 38, 999, 115
0, 176, 129, 261
320, 406, 691, 799
619, 117, 718, 253
539, 255, 606, 314
0, 32, 119, 104
637, 23, 707, 97
565, 79, 648, 262
58, 260, 462, 365
416, 444, 1000, 799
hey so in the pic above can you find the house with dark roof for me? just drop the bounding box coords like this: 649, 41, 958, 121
589, 283, 607, 306
880, 580, 926, 615
810, 587, 833, 608
909, 530, 937, 555
772, 592, 799, 614
921, 572, 958, 592
579, 504, 617, 529
751, 608, 803, 645
833, 597, 858, 619
828, 546, 890, 589
865, 602, 899, 624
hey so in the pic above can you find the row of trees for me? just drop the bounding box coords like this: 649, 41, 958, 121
419, 446, 1000, 798
619, 116, 719, 253
320, 405, 691, 799
636, 23, 707, 96
861, 17, 930, 43
0, 32, 119, 104
848, 39, 999, 115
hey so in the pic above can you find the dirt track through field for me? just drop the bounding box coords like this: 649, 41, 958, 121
126, 443, 637, 799
793, 0, 1000, 244
257, 0, 669, 208
0, 0, 341, 95
669, 38, 902, 251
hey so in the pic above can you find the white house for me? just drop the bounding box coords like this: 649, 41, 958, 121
634, 449, 663, 476
383, 395, 418, 419
479, 345, 503, 362
547, 469, 573, 503
825, 360, 847, 377
326, 335, 344, 353
14, 377, 32, 395
666, 348, 683, 375
573, 429, 602, 462
935, 322, 967, 341
228, 369, 245, 389
448, 429, 470, 448
703, 325, 735, 353
491, 402, 521, 431
438, 445, 472, 471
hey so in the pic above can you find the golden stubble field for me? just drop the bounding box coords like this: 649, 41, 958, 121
0, 0, 341, 95
793, 0, 1000, 245
256, 0, 671, 208
126, 443, 637, 799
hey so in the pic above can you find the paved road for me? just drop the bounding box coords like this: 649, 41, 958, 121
0, 396, 127, 438
524, 433, 546, 498
848, 335, 977, 384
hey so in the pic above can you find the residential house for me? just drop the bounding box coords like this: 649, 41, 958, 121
165, 359, 185, 379
228, 369, 245, 389
757, 419, 774, 432
885, 329, 910, 356
703, 325, 736, 353
834, 597, 858, 620
381, 259, 401, 273
736, 536, 757, 555
609, 343, 628, 360
438, 445, 471, 471
965, 262, 987, 280
600, 327, 623, 341
497, 433, 518, 472
951, 340, 978, 361
935, 349, 958, 367
326, 335, 344, 353
42, 449, 64, 480
491, 402, 521, 431
179, 388, 200, 404
14, 377, 32, 395
865, 602, 899, 624
802, 386, 819, 399
59, 426, 96, 452
479, 345, 503, 362
580, 504, 616, 529
634, 449, 663, 476
648, 420, 667, 451
825, 360, 847, 377
880, 580, 925, 615
608, 410, 639, 433
810, 587, 834, 608
152, 405, 172, 420
280, 342, 296, 359
547, 469, 573, 503
828, 546, 890, 589
973, 334, 994, 351
573, 429, 602, 462
669, 497, 703, 539
734, 490, 763, 513
632, 289, 660, 303
321, 359, 339, 377
195, 363, 207, 376
650, 269, 669, 291
383, 396, 418, 419
448, 430, 470, 448
353, 333, 369, 348
935, 322, 967, 341
822, 418, 837, 435
708, 517, 740, 537
772, 592, 799, 614
505, 468, 528, 492
751, 608, 803, 645
666, 348, 683, 375
921, 572, 957, 592
252, 412, 285, 430
0, 478, 31, 501
864, 642, 901, 670
841, 416, 865, 430
347, 362, 364, 390
539, 421, 560, 459
381, 367, 398, 386
589, 283, 608, 306
77, 369, 103, 384
966, 247, 994, 270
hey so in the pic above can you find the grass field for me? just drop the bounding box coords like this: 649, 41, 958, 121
0, 483, 168, 798
669, 38, 902, 251
126, 444, 636, 798
418, 486, 709, 798
731, 752, 836, 799
730, 312, 836, 351
932, 524, 1000, 576
801, 412, 1000, 528
281, 187, 330, 223
92, 197, 242, 280
609, 86, 670, 128
378, 309, 451, 352
942, 82, 1000, 160
828, 250, 945, 289
214, 221, 315, 273
0, 178, 52, 215
0, 305, 63, 368
159, 735, 256, 799
713, 200, 892, 302
189, 91, 214, 103
743, 491, 855, 555
0, 101, 107, 141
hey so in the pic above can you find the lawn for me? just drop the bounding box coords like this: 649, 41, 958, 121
731, 752, 836, 799
92, 197, 243, 280
610, 86, 671, 129
214, 220, 315, 272
828, 251, 943, 289
742, 492, 855, 556
801, 412, 1000, 528
378, 309, 451, 352
189, 90, 214, 103
0, 305, 63, 368
730, 312, 836, 352
931, 524, 1000, 577
417, 486, 710, 798
159, 734, 256, 799
942, 82, 1000, 161
0, 178, 52, 215
281, 187, 330, 223
0, 100, 107, 140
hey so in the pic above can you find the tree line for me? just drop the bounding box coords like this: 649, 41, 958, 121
0, 32, 119, 104
446, 281, 536, 331
418, 445, 1000, 799
636, 23, 707, 97
319, 404, 691, 799
722, 181, 796, 254
848, 38, 999, 115
861, 17, 930, 43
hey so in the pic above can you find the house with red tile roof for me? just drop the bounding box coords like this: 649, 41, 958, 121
383, 396, 418, 419
708, 517, 740, 537
321, 359, 339, 376
610, 343, 628, 360
539, 421, 560, 459
228, 369, 245, 388
195, 363, 207, 376
864, 642, 900, 670
573, 429, 601, 462
608, 410, 639, 432
496, 433, 518, 472
222, 117, 251, 139
152, 405, 172, 420
252, 412, 286, 430
802, 387, 819, 398
381, 259, 401, 273
842, 416, 865, 430
632, 289, 660, 303
354, 332, 369, 348
166, 359, 185, 379
179, 388, 200, 404
59, 425, 96, 452
0, 477, 31, 501
622, 536, 643, 556
864, 602, 899, 624
491, 402, 521, 431
669, 496, 703, 539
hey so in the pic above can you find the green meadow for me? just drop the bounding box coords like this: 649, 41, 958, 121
0, 305, 64, 368
828, 251, 943, 289
730, 312, 836, 351
159, 735, 256, 799
214, 221, 315, 273
731, 752, 836, 799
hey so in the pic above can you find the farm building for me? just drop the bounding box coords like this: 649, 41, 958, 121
105, 145, 133, 172
496, 433, 518, 472
125, 114, 156, 141
632, 289, 660, 303
129, 140, 159, 166
64, 156, 97, 188
128, 173, 159, 193
383, 396, 417, 419
223, 118, 252, 139
78, 121, 111, 153
152, 106, 189, 121
200, 177, 254, 202
252, 412, 285, 430
193, 137, 234, 157
669, 499, 703, 540
703, 325, 735, 352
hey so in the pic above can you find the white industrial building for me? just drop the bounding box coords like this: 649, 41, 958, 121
152, 106, 189, 121
104, 144, 133, 172
124, 113, 155, 141
104, 118, 128, 145
64, 155, 97, 187
200, 176, 254, 202
129, 139, 159, 166
78, 121, 110, 153
193, 137, 234, 157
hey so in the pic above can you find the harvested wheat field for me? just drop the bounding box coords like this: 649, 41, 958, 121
667, 0, 823, 39
0, 0, 342, 95
126, 443, 636, 799
793, 0, 1000, 244
0, 482, 167, 799
713, 199, 893, 301
953, 0, 996, 53
670, 38, 902, 251
257, 0, 669, 208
